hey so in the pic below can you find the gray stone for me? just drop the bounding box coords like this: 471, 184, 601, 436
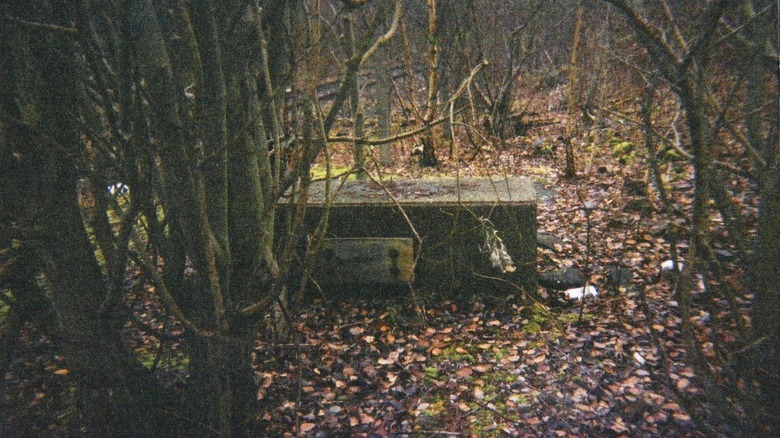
713, 249, 734, 262
312, 238, 414, 285
605, 265, 632, 287
278, 177, 536, 293
537, 232, 563, 251
538, 268, 583, 290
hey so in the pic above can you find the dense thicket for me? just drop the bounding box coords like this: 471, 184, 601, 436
0, 0, 777, 435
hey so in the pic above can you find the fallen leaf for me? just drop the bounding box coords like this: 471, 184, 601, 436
456, 367, 473, 379
611, 416, 629, 433
349, 327, 364, 336
673, 412, 692, 422
378, 351, 400, 365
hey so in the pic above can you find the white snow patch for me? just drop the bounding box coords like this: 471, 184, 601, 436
661, 260, 684, 271
564, 285, 598, 300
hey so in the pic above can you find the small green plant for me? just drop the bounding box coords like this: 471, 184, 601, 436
415, 394, 447, 430
522, 304, 550, 334
612, 140, 635, 164
509, 393, 530, 405
663, 148, 686, 162
491, 348, 510, 361
136, 349, 189, 371
424, 366, 440, 381
483, 370, 516, 385
310, 165, 355, 180
558, 311, 592, 324
528, 165, 555, 176
0, 290, 11, 320
436, 343, 476, 364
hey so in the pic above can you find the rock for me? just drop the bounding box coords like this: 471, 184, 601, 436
537, 233, 563, 251
713, 249, 734, 262
538, 268, 583, 290
605, 265, 632, 287
625, 198, 652, 212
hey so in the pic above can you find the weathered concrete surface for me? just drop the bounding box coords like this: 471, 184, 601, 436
278, 177, 536, 294
305, 177, 535, 205
312, 238, 414, 285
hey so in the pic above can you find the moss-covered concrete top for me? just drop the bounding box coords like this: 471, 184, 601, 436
304, 177, 535, 207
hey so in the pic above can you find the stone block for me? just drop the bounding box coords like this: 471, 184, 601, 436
278, 177, 536, 294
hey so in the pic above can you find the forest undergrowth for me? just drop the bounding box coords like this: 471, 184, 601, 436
1, 85, 757, 437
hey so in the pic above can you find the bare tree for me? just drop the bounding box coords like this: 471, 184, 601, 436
418, 0, 441, 167
0, 0, 400, 434
602, 0, 779, 430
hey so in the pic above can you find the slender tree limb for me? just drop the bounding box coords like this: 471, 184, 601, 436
1, 14, 78, 33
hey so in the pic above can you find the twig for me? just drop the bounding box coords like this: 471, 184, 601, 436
129, 253, 216, 340
328, 108, 464, 145
2, 15, 78, 33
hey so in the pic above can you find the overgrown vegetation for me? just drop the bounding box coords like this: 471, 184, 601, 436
1, 0, 777, 436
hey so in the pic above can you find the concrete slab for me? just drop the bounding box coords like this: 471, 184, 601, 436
278, 177, 536, 294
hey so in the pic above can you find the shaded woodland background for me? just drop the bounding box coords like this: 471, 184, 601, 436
0, 0, 778, 436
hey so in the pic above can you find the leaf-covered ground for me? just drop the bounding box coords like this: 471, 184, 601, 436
1, 89, 755, 436
253, 294, 704, 437
245, 110, 752, 435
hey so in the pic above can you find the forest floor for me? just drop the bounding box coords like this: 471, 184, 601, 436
1, 87, 755, 436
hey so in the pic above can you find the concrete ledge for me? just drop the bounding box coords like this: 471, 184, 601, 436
278, 177, 536, 294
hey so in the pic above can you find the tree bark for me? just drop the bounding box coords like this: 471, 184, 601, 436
377, 60, 394, 165
749, 162, 780, 429
564, 4, 583, 179
419, 0, 440, 167
0, 4, 166, 433
345, 15, 368, 179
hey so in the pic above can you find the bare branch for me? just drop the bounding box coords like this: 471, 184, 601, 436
328, 108, 464, 145
359, 0, 402, 67
2, 14, 78, 33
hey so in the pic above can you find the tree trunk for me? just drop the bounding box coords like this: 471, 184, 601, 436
419, 0, 440, 168
749, 162, 780, 429
345, 15, 368, 179
377, 60, 394, 165
225, 60, 276, 434
0, 3, 169, 435
563, 4, 583, 179
131, 1, 234, 434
